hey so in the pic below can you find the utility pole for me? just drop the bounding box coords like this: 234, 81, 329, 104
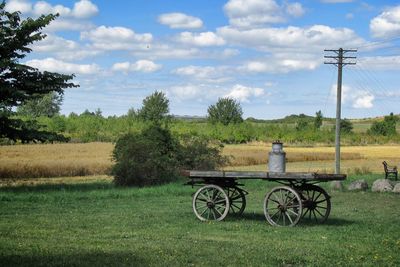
324, 48, 357, 174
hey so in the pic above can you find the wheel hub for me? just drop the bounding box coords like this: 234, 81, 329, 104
278, 204, 287, 212
304, 200, 316, 210
207, 201, 215, 208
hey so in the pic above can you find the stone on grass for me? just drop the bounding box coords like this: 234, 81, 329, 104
393, 183, 400, 193
371, 179, 393, 192
348, 179, 368, 191
330, 180, 344, 191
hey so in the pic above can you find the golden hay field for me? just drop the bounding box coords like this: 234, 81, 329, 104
0, 143, 113, 178
0, 142, 399, 178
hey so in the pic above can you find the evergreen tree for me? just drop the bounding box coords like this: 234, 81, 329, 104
0, 3, 77, 142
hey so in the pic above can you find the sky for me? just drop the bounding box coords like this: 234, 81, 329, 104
5, 0, 400, 119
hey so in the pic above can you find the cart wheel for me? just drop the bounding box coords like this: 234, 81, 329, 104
263, 186, 303, 227
192, 185, 229, 221
226, 187, 246, 215
300, 185, 331, 223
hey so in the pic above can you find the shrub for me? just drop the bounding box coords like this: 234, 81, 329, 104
178, 135, 229, 170
368, 113, 397, 136
112, 125, 179, 186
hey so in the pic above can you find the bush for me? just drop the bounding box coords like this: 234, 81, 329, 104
112, 125, 228, 186
368, 113, 397, 136
178, 135, 229, 170
112, 125, 179, 186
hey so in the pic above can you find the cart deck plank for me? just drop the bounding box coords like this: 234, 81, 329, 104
185, 170, 346, 181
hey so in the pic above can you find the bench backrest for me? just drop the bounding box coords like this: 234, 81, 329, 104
382, 161, 388, 172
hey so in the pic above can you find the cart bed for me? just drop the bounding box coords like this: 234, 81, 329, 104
184, 170, 346, 182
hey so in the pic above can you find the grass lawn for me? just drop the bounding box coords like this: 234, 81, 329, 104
1, 175, 399, 266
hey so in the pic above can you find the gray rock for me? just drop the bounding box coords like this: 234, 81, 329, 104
348, 179, 368, 191
330, 180, 344, 191
371, 179, 393, 192
393, 183, 400, 193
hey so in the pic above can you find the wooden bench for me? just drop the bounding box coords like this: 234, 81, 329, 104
382, 161, 398, 180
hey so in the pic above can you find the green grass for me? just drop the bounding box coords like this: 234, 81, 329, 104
1, 176, 399, 266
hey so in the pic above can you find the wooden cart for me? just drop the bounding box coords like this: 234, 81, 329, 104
184, 171, 346, 227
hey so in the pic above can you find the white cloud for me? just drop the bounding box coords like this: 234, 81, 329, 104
321, 0, 354, 3
5, 0, 32, 13
158, 13, 203, 29
218, 25, 365, 53
285, 2, 305, 18
224, 84, 265, 102
353, 94, 374, 109
5, 0, 98, 32
173, 65, 231, 82
174, 65, 216, 78
240, 55, 319, 73
370, 5, 400, 38
112, 60, 161, 73
131, 45, 201, 60
72, 0, 98, 18
358, 56, 400, 70
177, 32, 225, 46
6, 0, 98, 18
223, 0, 305, 28
25, 57, 100, 75
29, 34, 101, 60
169, 85, 203, 100
30, 34, 78, 52
81, 26, 152, 50
224, 0, 283, 28
330, 85, 374, 109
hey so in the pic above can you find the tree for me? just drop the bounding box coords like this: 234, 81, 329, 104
137, 91, 169, 124
314, 110, 323, 129
207, 97, 243, 125
295, 119, 309, 131
368, 112, 398, 136
333, 119, 353, 134
17, 92, 63, 117
0, 4, 77, 142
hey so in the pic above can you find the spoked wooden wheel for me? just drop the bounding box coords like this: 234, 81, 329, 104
192, 185, 229, 221
264, 186, 303, 227
299, 185, 331, 223
226, 187, 246, 215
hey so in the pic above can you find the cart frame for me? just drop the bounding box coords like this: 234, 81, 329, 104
184, 171, 346, 226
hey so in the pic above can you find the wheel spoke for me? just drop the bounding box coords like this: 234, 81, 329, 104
272, 192, 281, 204
316, 205, 327, 209
287, 209, 299, 217
302, 208, 310, 218
312, 210, 318, 222
314, 192, 322, 202
196, 204, 208, 210
199, 207, 208, 217
213, 207, 222, 217
315, 208, 325, 217
285, 212, 294, 225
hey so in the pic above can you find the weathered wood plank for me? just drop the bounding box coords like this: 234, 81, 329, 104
187, 170, 346, 181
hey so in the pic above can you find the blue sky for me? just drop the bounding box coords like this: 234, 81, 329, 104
5, 0, 400, 119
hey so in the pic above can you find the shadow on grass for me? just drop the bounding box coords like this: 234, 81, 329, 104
228, 212, 355, 226
0, 251, 147, 267
0, 182, 115, 193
